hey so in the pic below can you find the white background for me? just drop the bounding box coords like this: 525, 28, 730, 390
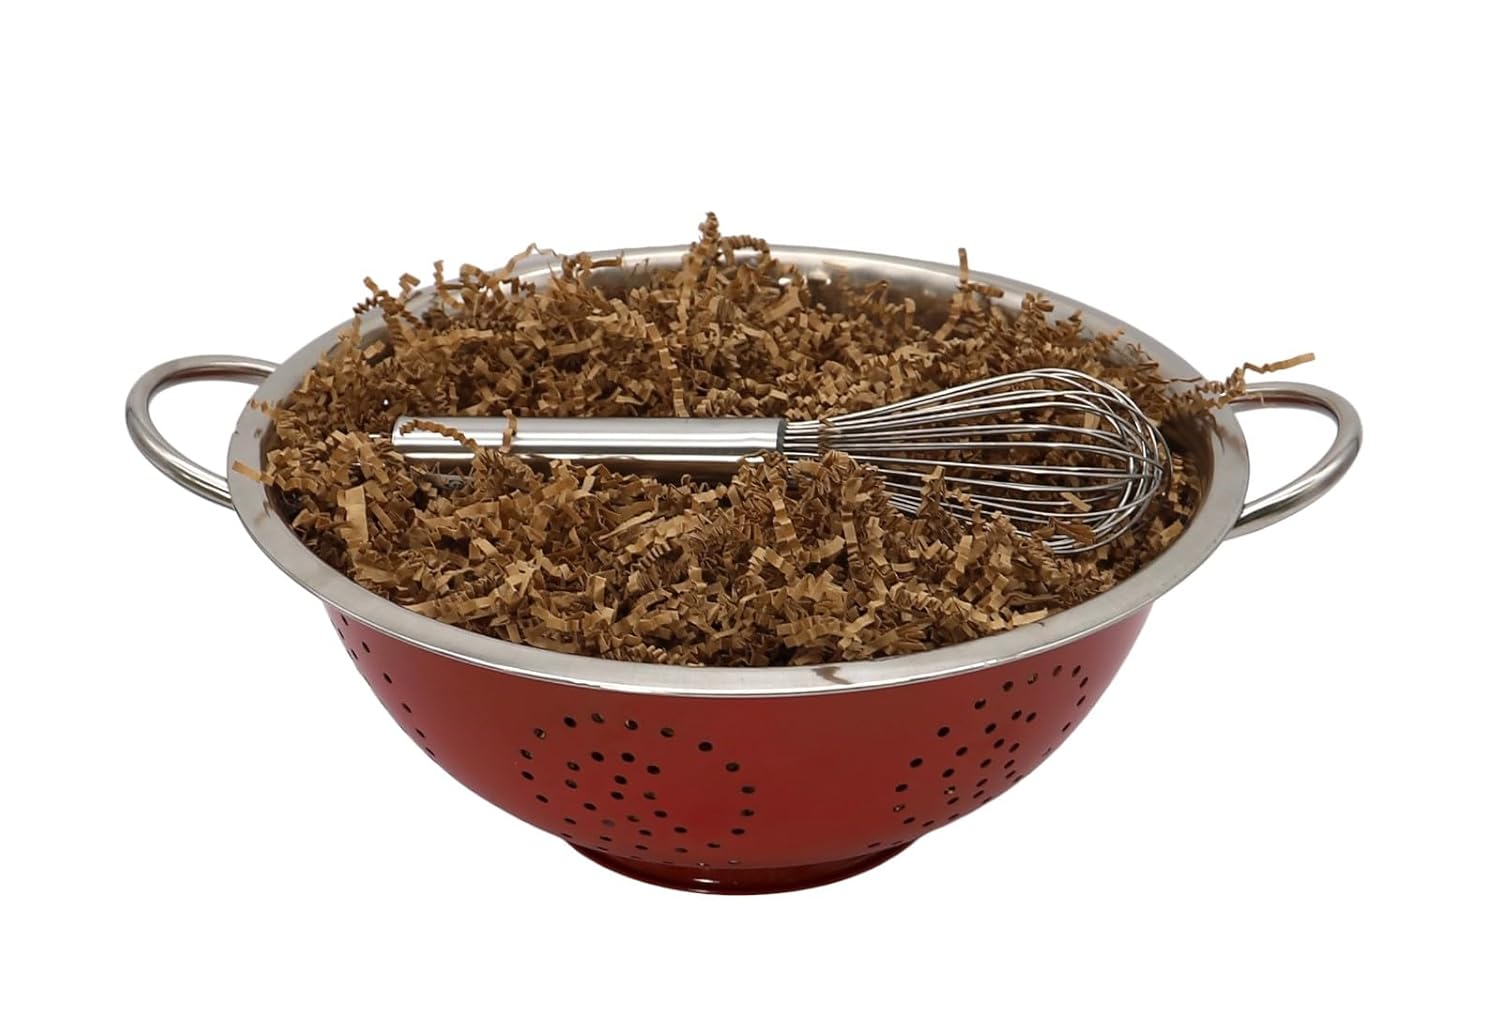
3, 2, 1496, 1026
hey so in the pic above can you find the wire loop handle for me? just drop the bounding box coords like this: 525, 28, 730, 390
125, 354, 277, 508
1226, 381, 1361, 539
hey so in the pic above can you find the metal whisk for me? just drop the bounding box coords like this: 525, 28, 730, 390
389, 368, 1169, 554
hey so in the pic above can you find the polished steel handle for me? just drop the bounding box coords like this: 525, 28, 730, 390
391, 415, 787, 477
125, 354, 277, 508
1226, 381, 1361, 539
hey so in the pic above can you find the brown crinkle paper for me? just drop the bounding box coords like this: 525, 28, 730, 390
244, 214, 1310, 667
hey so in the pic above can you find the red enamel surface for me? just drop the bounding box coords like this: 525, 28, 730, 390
330, 606, 1150, 892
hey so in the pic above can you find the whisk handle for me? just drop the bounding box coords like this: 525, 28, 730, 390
1226, 382, 1361, 539
390, 416, 787, 477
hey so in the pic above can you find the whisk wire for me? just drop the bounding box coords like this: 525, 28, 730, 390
781, 368, 1168, 554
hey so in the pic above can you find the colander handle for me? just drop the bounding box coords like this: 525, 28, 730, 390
1226, 381, 1361, 539
126, 354, 277, 508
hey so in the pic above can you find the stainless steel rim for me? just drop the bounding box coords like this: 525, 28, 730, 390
184, 243, 1352, 697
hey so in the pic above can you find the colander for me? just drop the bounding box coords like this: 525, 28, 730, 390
125, 245, 1361, 894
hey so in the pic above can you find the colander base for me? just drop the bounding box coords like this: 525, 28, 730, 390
571, 842, 914, 895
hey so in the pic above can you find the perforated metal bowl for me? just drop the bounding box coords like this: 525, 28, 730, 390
126, 245, 1361, 893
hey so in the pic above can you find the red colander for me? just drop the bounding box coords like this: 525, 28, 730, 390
125, 245, 1361, 893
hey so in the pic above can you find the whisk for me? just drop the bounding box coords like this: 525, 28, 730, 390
388, 368, 1170, 554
